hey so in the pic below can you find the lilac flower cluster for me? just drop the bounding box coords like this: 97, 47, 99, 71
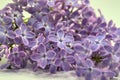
0, 0, 120, 80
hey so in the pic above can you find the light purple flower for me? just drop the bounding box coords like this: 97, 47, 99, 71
31, 44, 56, 69
7, 45, 26, 68
76, 59, 101, 79
15, 24, 35, 45
87, 34, 108, 51
0, 25, 16, 44
48, 30, 74, 53
47, 0, 56, 7
54, 50, 75, 71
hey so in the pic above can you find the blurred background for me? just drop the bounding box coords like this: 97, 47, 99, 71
0, 0, 120, 80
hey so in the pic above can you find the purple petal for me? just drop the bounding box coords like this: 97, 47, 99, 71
59, 50, 66, 57
100, 22, 107, 28
85, 73, 93, 80
15, 29, 22, 36
96, 34, 105, 41
57, 30, 64, 39
55, 58, 61, 66
76, 67, 83, 77
105, 71, 116, 77
37, 59, 47, 69
61, 62, 70, 71
20, 24, 27, 32
14, 57, 21, 66
15, 17, 23, 26
7, 31, 16, 39
108, 20, 113, 27
101, 75, 107, 80
48, 34, 57, 42
64, 33, 74, 42
22, 37, 29, 45
31, 54, 40, 61
65, 46, 74, 54
0, 26, 4, 32
116, 52, 120, 57
66, 56, 75, 63
37, 34, 45, 43
90, 43, 100, 51
37, 44, 46, 53
47, 1, 55, 7
57, 42, 65, 49
33, 22, 43, 30
104, 46, 112, 53
85, 59, 94, 68
12, 47, 19, 53
26, 31, 35, 39
114, 42, 120, 52
49, 65, 57, 74
74, 44, 85, 52
0, 32, 6, 43
19, 51, 26, 58
92, 69, 101, 77
46, 50, 56, 59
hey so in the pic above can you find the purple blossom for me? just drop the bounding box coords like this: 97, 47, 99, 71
104, 41, 120, 63
15, 24, 35, 45
54, 50, 75, 71
33, 16, 54, 33
48, 30, 74, 53
76, 59, 101, 79
87, 34, 108, 51
31, 44, 56, 69
29, 34, 45, 50
0, 25, 16, 44
7, 45, 26, 68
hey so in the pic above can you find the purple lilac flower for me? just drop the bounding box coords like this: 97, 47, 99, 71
31, 44, 56, 69
48, 30, 74, 53
0, 13, 12, 26
74, 40, 92, 57
33, 16, 54, 33
15, 24, 35, 45
7, 45, 26, 68
54, 50, 75, 71
76, 59, 101, 79
87, 34, 108, 51
11, 11, 23, 26
100, 68, 116, 80
104, 41, 120, 63
0, 25, 16, 44
29, 34, 45, 50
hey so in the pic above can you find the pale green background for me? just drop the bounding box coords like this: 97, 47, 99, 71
0, 0, 120, 80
